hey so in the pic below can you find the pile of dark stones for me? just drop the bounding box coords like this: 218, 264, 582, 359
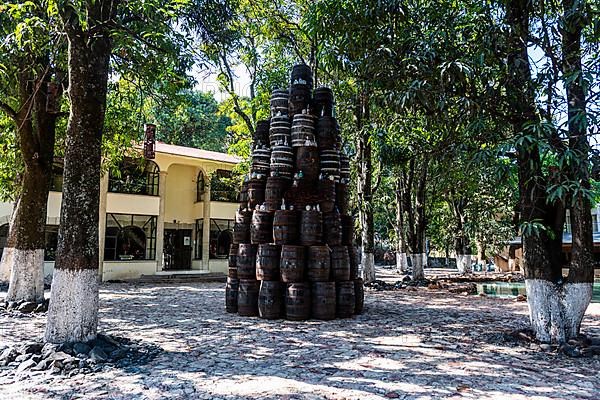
0, 333, 162, 378
1, 299, 50, 314
366, 276, 431, 291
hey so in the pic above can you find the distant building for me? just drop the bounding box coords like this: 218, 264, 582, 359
495, 208, 600, 275
0, 142, 240, 281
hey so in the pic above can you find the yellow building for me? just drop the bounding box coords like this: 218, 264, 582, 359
0, 142, 240, 281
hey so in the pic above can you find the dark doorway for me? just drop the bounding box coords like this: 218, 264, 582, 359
164, 229, 192, 270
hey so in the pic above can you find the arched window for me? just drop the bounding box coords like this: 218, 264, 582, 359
109, 159, 159, 196
196, 170, 205, 202
0, 224, 8, 258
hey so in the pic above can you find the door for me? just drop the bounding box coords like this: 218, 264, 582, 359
163, 229, 192, 270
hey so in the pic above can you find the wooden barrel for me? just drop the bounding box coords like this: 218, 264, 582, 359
295, 145, 320, 182
300, 210, 322, 246
239, 180, 249, 207
270, 144, 294, 179
233, 209, 252, 244
291, 112, 316, 147
291, 64, 313, 87
270, 114, 291, 146
340, 154, 351, 181
237, 244, 257, 279
270, 89, 289, 117
315, 116, 338, 150
349, 245, 359, 280
289, 85, 311, 118
250, 210, 273, 244
238, 279, 260, 316
252, 147, 271, 175
256, 244, 281, 280
312, 87, 334, 118
265, 176, 290, 212
273, 210, 299, 244
225, 277, 239, 313
318, 179, 336, 213
336, 182, 349, 215
323, 211, 342, 246
280, 245, 306, 282
341, 215, 354, 245
286, 282, 311, 321
254, 119, 270, 145
336, 281, 355, 318
354, 278, 364, 314
331, 245, 350, 281
311, 282, 336, 320
307, 245, 331, 282
258, 281, 283, 319
320, 150, 340, 180
247, 178, 266, 209
228, 243, 238, 278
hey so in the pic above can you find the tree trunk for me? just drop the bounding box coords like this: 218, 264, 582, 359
411, 157, 428, 280
506, 0, 579, 343
357, 91, 375, 283
45, 3, 115, 343
395, 176, 408, 272
3, 68, 57, 304
561, 0, 594, 339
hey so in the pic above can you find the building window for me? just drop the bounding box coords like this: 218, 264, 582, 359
108, 159, 159, 196
210, 169, 238, 202
104, 214, 157, 261
196, 170, 205, 202
44, 225, 59, 261
0, 224, 8, 259
194, 219, 203, 259
194, 219, 234, 259
50, 159, 64, 192
210, 219, 233, 259
565, 214, 572, 234
593, 214, 599, 234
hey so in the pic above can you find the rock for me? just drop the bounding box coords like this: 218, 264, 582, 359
31, 359, 50, 371
540, 343, 554, 352
20, 343, 43, 355
34, 303, 47, 313
89, 346, 108, 362
73, 342, 92, 355
48, 351, 77, 364
14, 353, 32, 363
516, 294, 527, 302
110, 348, 127, 360
6, 301, 17, 310
560, 343, 581, 358
41, 343, 59, 359
0, 347, 18, 366
17, 302, 37, 313
385, 392, 400, 398
16, 358, 37, 373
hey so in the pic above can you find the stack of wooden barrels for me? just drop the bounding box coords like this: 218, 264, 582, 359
226, 64, 364, 321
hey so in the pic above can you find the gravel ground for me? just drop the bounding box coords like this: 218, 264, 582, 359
1, 274, 599, 400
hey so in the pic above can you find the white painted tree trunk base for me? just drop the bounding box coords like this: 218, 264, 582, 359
410, 253, 426, 280
456, 254, 472, 274
396, 252, 408, 272
526, 279, 593, 343
6, 248, 45, 303
45, 268, 99, 343
361, 252, 376, 283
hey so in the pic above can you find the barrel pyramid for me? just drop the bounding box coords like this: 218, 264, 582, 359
226, 64, 365, 320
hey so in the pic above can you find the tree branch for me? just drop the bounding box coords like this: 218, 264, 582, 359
0, 100, 17, 120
